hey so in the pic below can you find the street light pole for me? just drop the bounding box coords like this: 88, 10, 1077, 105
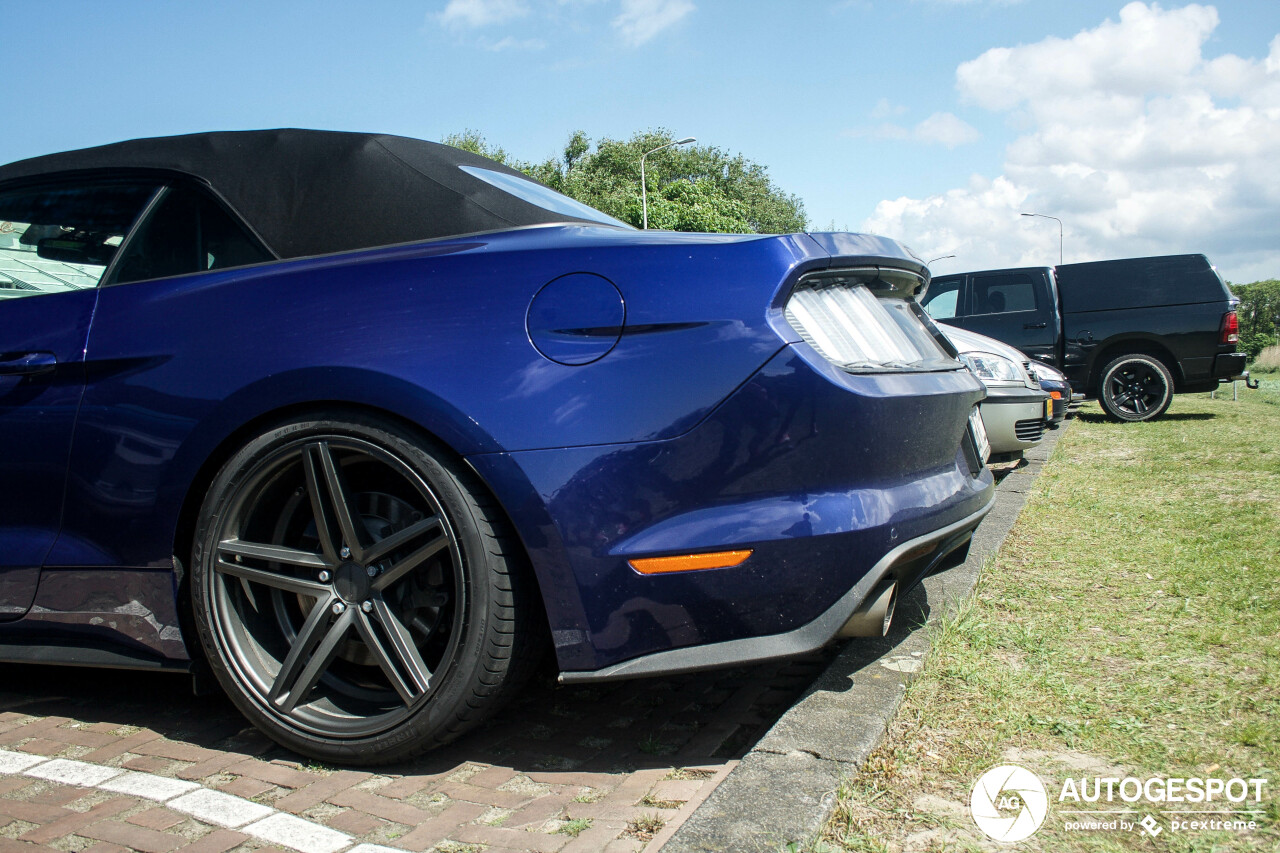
641, 136, 696, 229
1021, 212, 1063, 264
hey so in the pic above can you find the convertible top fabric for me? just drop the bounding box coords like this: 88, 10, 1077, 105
0, 129, 616, 259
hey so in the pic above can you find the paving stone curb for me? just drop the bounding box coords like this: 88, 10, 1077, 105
661, 423, 1069, 853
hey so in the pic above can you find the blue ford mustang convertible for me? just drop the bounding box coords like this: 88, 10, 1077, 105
0, 130, 993, 762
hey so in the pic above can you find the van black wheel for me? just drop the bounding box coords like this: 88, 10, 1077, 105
1098, 354, 1173, 422
190, 412, 539, 764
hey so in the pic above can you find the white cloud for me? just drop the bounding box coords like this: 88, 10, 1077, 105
915, 112, 982, 147
438, 0, 530, 29
613, 0, 695, 47
870, 98, 908, 119
863, 2, 1280, 281
956, 2, 1217, 112
439, 0, 692, 49
849, 112, 981, 148
485, 35, 547, 50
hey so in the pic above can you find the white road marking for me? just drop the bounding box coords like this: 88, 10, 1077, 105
246, 812, 353, 853
100, 770, 201, 800
168, 787, 275, 828
25, 758, 125, 787
0, 748, 376, 853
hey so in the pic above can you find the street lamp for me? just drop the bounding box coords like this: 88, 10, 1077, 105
641, 136, 696, 229
1021, 212, 1063, 264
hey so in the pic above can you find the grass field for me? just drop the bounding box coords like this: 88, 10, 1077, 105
814, 380, 1280, 852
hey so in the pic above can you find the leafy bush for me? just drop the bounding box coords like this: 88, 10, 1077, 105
442, 128, 807, 234
1230, 279, 1280, 351
1241, 331, 1275, 359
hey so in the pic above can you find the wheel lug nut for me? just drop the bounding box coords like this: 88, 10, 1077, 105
361, 601, 373, 613
340, 546, 351, 559
318, 570, 331, 582
332, 602, 346, 615
366, 566, 378, 578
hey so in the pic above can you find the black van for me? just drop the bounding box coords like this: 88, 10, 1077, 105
923, 254, 1250, 421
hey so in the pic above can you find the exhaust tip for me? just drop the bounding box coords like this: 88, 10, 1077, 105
838, 581, 898, 638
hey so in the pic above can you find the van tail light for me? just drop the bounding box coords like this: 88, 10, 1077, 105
1220, 311, 1239, 345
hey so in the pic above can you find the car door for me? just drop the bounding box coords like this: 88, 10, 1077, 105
948, 271, 1058, 365
46, 182, 275, 572
0, 181, 158, 618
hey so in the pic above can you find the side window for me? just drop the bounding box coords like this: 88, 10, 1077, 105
971, 273, 1038, 315
110, 185, 271, 285
922, 277, 962, 320
0, 182, 157, 299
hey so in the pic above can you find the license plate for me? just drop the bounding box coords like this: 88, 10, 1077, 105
969, 406, 991, 465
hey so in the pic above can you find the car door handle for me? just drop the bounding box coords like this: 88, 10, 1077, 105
1023, 322, 1048, 329
0, 352, 58, 376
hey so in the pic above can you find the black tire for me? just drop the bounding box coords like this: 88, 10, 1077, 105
190, 412, 541, 764
1098, 354, 1174, 422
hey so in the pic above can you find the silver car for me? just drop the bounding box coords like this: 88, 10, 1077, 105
942, 325, 1050, 461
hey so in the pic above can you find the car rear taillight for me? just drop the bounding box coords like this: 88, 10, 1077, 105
1220, 311, 1239, 345
784, 269, 959, 373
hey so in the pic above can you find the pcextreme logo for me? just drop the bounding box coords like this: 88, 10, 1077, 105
970, 765, 1050, 842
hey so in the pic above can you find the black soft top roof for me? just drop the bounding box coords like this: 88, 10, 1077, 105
0, 129, 616, 259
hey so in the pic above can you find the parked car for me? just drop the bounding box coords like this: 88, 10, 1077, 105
0, 130, 995, 763
921, 255, 1250, 421
1026, 359, 1073, 427
941, 325, 1050, 461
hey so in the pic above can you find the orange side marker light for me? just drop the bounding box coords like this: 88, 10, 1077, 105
628, 550, 753, 575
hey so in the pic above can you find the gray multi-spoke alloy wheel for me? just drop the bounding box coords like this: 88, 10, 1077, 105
1098, 354, 1174, 422
191, 413, 540, 763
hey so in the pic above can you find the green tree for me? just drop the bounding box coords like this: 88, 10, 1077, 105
1228, 279, 1280, 358
443, 129, 807, 234
440, 129, 532, 171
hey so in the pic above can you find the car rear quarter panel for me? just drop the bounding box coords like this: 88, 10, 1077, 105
471, 346, 991, 673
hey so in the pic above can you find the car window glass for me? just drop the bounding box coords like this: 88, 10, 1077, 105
0, 183, 157, 299
458, 165, 631, 228
921, 277, 961, 319
971, 273, 1037, 314
111, 185, 272, 285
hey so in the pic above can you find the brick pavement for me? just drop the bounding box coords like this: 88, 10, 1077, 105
0, 651, 830, 852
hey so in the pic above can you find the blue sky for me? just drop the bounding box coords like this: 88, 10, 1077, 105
6, 1, 1280, 280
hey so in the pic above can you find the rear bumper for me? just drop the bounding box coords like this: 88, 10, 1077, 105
471, 345, 994, 676
558, 494, 993, 682
1037, 379, 1072, 426
1214, 352, 1249, 381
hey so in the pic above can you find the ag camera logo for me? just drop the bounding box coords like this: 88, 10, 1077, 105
970, 765, 1049, 842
